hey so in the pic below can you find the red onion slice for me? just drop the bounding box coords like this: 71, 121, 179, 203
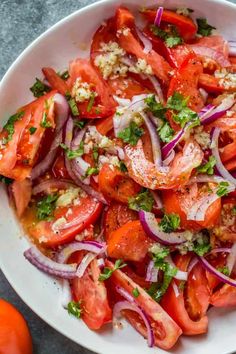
162, 122, 192, 159
208, 248, 231, 255
57, 241, 106, 264
211, 127, 236, 186
76, 252, 97, 277
200, 95, 235, 125
172, 281, 180, 298
154, 7, 163, 26
163, 150, 175, 166
24, 246, 77, 279
166, 256, 188, 281
136, 27, 152, 54
113, 300, 154, 347
116, 285, 135, 303
190, 45, 231, 67
148, 75, 164, 104
139, 210, 190, 245
142, 113, 162, 168
199, 256, 236, 288
226, 243, 236, 274
32, 179, 76, 195
188, 257, 199, 274
54, 93, 70, 131
146, 260, 159, 282
150, 191, 163, 210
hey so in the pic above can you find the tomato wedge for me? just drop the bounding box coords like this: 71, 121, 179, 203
107, 220, 152, 261
107, 260, 182, 349
98, 163, 141, 203
72, 257, 112, 329
161, 254, 208, 335
141, 9, 197, 41
12, 179, 32, 217
30, 196, 102, 247
210, 284, 236, 307
42, 67, 69, 95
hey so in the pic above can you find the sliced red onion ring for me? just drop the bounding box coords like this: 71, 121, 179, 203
97, 258, 105, 269
54, 93, 70, 131
208, 248, 231, 255
136, 27, 152, 54
148, 75, 164, 104
163, 150, 175, 166
146, 260, 159, 282
190, 45, 231, 67
142, 113, 162, 168
32, 179, 76, 195
71, 127, 90, 184
211, 127, 236, 186
162, 122, 192, 159
113, 95, 131, 106
24, 246, 77, 279
189, 174, 229, 185
166, 256, 188, 281
172, 281, 180, 298
226, 243, 236, 274
150, 191, 163, 210
116, 285, 135, 303
187, 187, 220, 221
76, 252, 97, 277
199, 88, 208, 104
139, 210, 190, 245
57, 241, 106, 264
188, 257, 199, 274
199, 256, 236, 288
200, 95, 235, 125
154, 7, 163, 26
113, 300, 154, 347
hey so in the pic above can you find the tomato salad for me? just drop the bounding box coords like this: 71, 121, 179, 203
1, 5, 236, 350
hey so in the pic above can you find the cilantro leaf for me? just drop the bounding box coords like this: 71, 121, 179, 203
197, 156, 216, 175
165, 36, 183, 48
217, 266, 230, 276
152, 247, 170, 268
132, 288, 140, 298
86, 167, 99, 176
29, 127, 37, 135
216, 181, 230, 197
192, 236, 211, 256
30, 78, 51, 98
128, 189, 154, 212
40, 112, 52, 128
118, 121, 144, 146
87, 92, 96, 112
145, 95, 167, 119
173, 107, 199, 128
36, 193, 58, 221
1, 111, 24, 145
0, 175, 13, 185
159, 213, 180, 233
60, 142, 84, 160
197, 18, 216, 37
166, 92, 188, 111
99, 259, 126, 281
150, 24, 183, 48
92, 146, 99, 163
65, 93, 80, 116
67, 301, 82, 318
158, 121, 174, 143
59, 70, 70, 80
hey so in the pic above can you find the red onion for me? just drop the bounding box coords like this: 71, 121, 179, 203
24, 246, 77, 279
146, 260, 159, 282
200, 95, 235, 125
113, 300, 154, 347
148, 76, 164, 104
211, 127, 236, 186
32, 179, 76, 195
97, 258, 105, 269
199, 88, 208, 104
150, 191, 163, 210
162, 122, 192, 159
136, 27, 152, 54
188, 257, 199, 274
113, 96, 131, 106
54, 93, 70, 131
116, 285, 135, 303
163, 150, 175, 166
172, 281, 180, 298
190, 45, 231, 67
142, 113, 162, 168
199, 255, 236, 288
57, 241, 106, 264
226, 243, 236, 274
189, 174, 229, 185
154, 7, 163, 27
208, 248, 231, 255
139, 210, 190, 245
76, 252, 97, 277
166, 255, 188, 281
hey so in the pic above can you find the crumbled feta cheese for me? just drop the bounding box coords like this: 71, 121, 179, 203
56, 188, 80, 207
129, 58, 153, 75
117, 27, 130, 37
52, 217, 67, 232
215, 69, 236, 89
99, 136, 113, 149
98, 154, 120, 169
194, 126, 211, 149
72, 77, 97, 103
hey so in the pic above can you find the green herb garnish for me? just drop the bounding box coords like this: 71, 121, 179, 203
0, 175, 13, 185
192, 236, 211, 256
67, 301, 82, 318
66, 92, 80, 116
118, 121, 144, 146
87, 92, 96, 112
30, 78, 51, 98
150, 24, 183, 48
29, 127, 37, 135
59, 70, 70, 80
128, 188, 154, 212
119, 161, 128, 172
1, 111, 24, 145
40, 112, 52, 128
217, 266, 230, 276
60, 142, 84, 160
216, 181, 230, 197
36, 193, 58, 221
197, 156, 216, 175
145, 95, 167, 120
158, 121, 174, 143
74, 120, 86, 129
132, 288, 140, 298
197, 18, 216, 37
167, 92, 199, 128
86, 167, 99, 176
159, 213, 180, 233
99, 259, 126, 281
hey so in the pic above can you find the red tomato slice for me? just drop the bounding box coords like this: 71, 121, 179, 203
104, 201, 137, 240
42, 67, 69, 95
98, 163, 141, 203
72, 257, 112, 330
30, 196, 102, 247
108, 77, 150, 99
210, 283, 236, 307
68, 59, 116, 118
141, 9, 197, 41
107, 220, 152, 261
12, 179, 32, 217
213, 199, 236, 241
199, 73, 236, 93
193, 35, 229, 57
107, 260, 182, 350
161, 254, 208, 335
52, 151, 71, 179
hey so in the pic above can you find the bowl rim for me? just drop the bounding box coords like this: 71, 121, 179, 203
1, 0, 236, 353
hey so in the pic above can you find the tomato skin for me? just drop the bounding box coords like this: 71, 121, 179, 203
98, 163, 141, 203
104, 202, 137, 240
198, 73, 229, 93
161, 254, 208, 335
210, 284, 236, 307
30, 197, 103, 247
141, 9, 197, 41
42, 67, 69, 95
0, 299, 32, 354
107, 260, 182, 350
107, 220, 152, 261
12, 179, 32, 217
213, 199, 236, 241
72, 258, 112, 330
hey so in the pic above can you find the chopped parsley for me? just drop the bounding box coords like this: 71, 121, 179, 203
29, 126, 37, 135
197, 18, 216, 37
66, 92, 80, 116
118, 121, 144, 146
99, 259, 126, 281
40, 112, 52, 128
167, 92, 199, 128
92, 146, 99, 163
87, 92, 96, 112
217, 266, 230, 276
60, 142, 84, 160
152, 247, 170, 267
86, 167, 99, 176
1, 111, 24, 145
67, 301, 82, 318
36, 193, 58, 221
216, 181, 230, 197
192, 236, 211, 256
150, 24, 183, 48
0, 175, 13, 185
158, 121, 174, 143
167, 92, 188, 111
197, 156, 216, 175
59, 70, 70, 80
154, 265, 177, 302
159, 213, 180, 233
30, 78, 51, 98
132, 288, 140, 298
74, 120, 86, 129
128, 188, 154, 212
119, 161, 128, 173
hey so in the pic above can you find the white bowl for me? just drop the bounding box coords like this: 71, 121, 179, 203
0, 0, 236, 353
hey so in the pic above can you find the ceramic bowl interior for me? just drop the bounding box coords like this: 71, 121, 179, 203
0, 1, 236, 353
